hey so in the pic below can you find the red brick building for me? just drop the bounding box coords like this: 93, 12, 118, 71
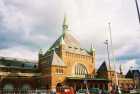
0, 16, 135, 93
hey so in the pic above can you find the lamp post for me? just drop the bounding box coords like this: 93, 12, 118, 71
108, 22, 118, 86
107, 22, 121, 94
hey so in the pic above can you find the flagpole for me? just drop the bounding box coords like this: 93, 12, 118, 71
135, 0, 140, 24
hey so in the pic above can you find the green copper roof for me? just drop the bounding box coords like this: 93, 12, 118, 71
67, 77, 110, 82
87, 78, 110, 81
45, 31, 90, 56
97, 61, 114, 72
45, 17, 91, 56
0, 57, 37, 70
97, 61, 108, 72
49, 31, 80, 50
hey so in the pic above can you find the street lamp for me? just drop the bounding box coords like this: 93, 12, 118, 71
106, 22, 122, 94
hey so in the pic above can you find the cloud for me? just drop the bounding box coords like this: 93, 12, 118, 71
0, 46, 37, 61
121, 59, 139, 74
0, 0, 63, 49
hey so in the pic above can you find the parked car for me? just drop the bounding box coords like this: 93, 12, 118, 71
89, 88, 100, 94
76, 88, 109, 94
76, 88, 101, 94
130, 89, 140, 94
76, 89, 87, 94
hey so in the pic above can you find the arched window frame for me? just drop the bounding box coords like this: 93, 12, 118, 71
74, 63, 88, 76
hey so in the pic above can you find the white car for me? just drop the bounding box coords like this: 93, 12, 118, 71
130, 89, 140, 94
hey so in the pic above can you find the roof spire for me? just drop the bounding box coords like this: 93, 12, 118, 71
52, 48, 56, 54
90, 43, 96, 52
63, 14, 69, 32
39, 49, 43, 55
120, 64, 123, 74
60, 36, 65, 45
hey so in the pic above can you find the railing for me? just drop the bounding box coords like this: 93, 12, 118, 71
0, 89, 49, 94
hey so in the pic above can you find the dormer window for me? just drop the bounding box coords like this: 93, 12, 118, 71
68, 46, 72, 48
34, 65, 37, 68
6, 62, 11, 66
22, 64, 25, 67
80, 48, 84, 51
74, 47, 78, 50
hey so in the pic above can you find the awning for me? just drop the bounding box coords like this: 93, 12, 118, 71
66, 77, 110, 82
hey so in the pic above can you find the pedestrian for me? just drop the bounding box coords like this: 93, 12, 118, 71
70, 87, 75, 94
101, 89, 105, 94
110, 90, 115, 94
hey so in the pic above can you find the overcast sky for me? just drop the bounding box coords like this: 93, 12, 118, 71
0, 0, 140, 73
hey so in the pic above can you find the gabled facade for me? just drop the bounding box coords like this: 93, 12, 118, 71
97, 61, 115, 80
126, 70, 140, 89
126, 70, 140, 78
38, 16, 96, 91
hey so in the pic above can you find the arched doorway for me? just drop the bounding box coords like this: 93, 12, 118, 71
3, 83, 14, 90
20, 84, 31, 93
56, 83, 62, 92
3, 83, 14, 93
72, 63, 88, 90
21, 84, 31, 90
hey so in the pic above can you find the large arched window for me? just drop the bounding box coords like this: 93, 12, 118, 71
74, 63, 88, 75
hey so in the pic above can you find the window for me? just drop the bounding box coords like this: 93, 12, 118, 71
34, 65, 37, 68
95, 84, 98, 88
56, 68, 59, 73
56, 67, 64, 74
112, 73, 114, 76
22, 64, 25, 67
74, 63, 88, 75
68, 46, 72, 48
74, 47, 78, 49
21, 84, 31, 90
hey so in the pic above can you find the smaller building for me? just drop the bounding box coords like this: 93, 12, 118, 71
97, 61, 135, 92
126, 69, 140, 89
0, 57, 40, 90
